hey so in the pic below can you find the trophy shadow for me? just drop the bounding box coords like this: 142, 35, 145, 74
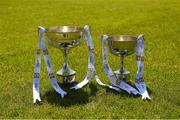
42, 82, 98, 107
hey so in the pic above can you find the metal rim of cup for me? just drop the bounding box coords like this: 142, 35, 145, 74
107, 35, 137, 42
45, 26, 84, 33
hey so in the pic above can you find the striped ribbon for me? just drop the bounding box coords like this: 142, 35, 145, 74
135, 34, 151, 100
33, 26, 67, 103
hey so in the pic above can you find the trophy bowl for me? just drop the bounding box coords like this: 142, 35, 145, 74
107, 35, 137, 81
45, 26, 84, 84
108, 35, 137, 56
46, 26, 83, 48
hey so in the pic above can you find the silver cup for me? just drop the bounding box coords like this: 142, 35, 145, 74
46, 26, 83, 84
108, 35, 137, 81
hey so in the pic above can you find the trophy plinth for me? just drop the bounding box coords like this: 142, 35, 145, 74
108, 35, 137, 81
46, 26, 83, 84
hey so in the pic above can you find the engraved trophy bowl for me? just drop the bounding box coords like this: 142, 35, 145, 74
45, 26, 84, 84
108, 35, 137, 81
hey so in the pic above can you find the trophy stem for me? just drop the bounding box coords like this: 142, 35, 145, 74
120, 55, 124, 74
57, 47, 76, 84
57, 47, 75, 77
63, 47, 68, 68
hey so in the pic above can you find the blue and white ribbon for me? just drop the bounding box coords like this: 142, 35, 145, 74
33, 26, 67, 103
135, 34, 151, 100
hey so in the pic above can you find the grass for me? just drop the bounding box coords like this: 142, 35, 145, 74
0, 0, 180, 118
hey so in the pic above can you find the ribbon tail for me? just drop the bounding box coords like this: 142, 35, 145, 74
95, 73, 121, 92
71, 68, 94, 90
33, 78, 41, 103
135, 81, 151, 100
33, 89, 41, 103
51, 78, 67, 98
117, 81, 140, 95
71, 78, 89, 90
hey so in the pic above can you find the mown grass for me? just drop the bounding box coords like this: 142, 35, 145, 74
0, 0, 179, 118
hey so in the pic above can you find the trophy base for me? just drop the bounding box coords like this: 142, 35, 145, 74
57, 75, 76, 86
114, 70, 130, 81
56, 68, 76, 85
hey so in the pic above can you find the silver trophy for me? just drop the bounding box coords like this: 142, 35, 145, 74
33, 25, 109, 103
107, 35, 137, 82
45, 26, 83, 84
102, 34, 151, 100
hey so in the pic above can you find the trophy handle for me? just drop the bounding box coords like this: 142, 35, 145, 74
33, 26, 67, 103
71, 25, 95, 89
135, 34, 151, 100
96, 35, 121, 91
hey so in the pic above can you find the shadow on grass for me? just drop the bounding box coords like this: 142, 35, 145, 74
41, 82, 153, 107
147, 87, 153, 95
42, 82, 98, 107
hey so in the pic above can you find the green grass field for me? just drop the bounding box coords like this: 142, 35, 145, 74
0, 0, 180, 118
